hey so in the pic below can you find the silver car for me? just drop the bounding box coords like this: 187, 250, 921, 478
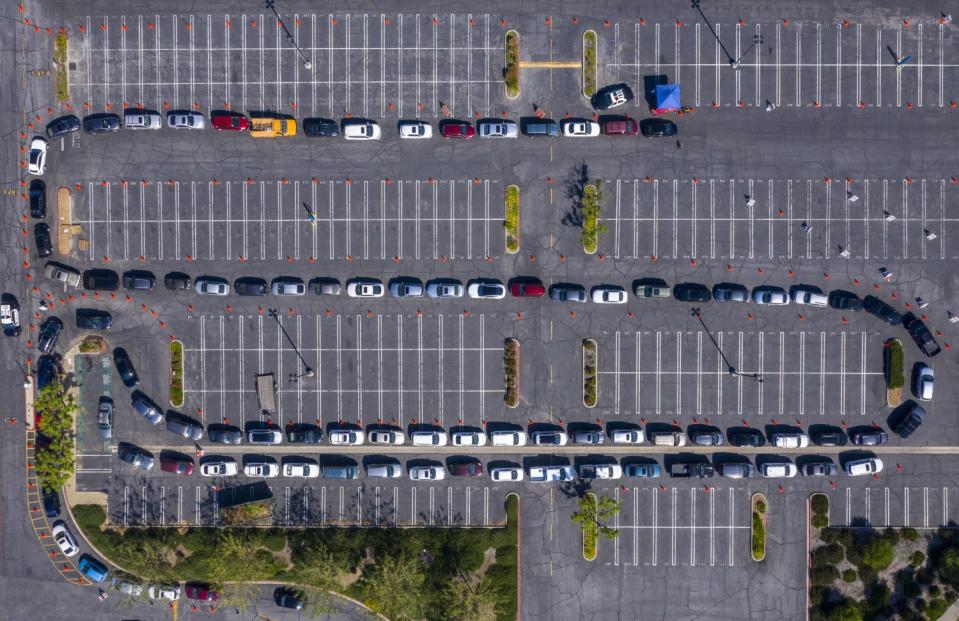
166, 111, 206, 129
124, 112, 162, 129
477, 120, 518, 138
389, 279, 424, 298
366, 463, 403, 478
97, 396, 114, 439
166, 417, 204, 441
913, 363, 934, 401
271, 277, 306, 296
194, 277, 230, 296
752, 286, 790, 305
132, 395, 164, 426
426, 279, 464, 298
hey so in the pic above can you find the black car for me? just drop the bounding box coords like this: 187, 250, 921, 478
891, 403, 925, 438
903, 314, 941, 357
113, 347, 139, 387
287, 425, 323, 443
208, 426, 243, 444
591, 83, 635, 110
670, 461, 714, 478
164, 271, 192, 291
45, 115, 81, 139
811, 427, 848, 446
29, 179, 46, 218
712, 283, 748, 302
274, 588, 305, 611
728, 427, 765, 447
122, 270, 156, 291
42, 489, 61, 517
639, 118, 678, 137
689, 428, 724, 446
37, 316, 63, 353
828, 290, 863, 311
674, 283, 711, 303
37, 354, 58, 389
800, 460, 838, 477
303, 117, 339, 137
82, 113, 122, 134
863, 295, 903, 326
234, 277, 268, 296
82, 268, 119, 291
34, 223, 53, 258
75, 308, 112, 330
850, 428, 889, 446
548, 283, 587, 302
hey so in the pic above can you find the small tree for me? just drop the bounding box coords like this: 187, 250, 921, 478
356, 554, 427, 621
938, 547, 959, 585
34, 384, 78, 492
570, 493, 621, 540
862, 537, 895, 571
441, 572, 498, 621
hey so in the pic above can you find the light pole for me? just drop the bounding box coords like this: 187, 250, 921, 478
729, 34, 763, 70
267, 309, 314, 379
691, 308, 763, 383
265, 0, 312, 70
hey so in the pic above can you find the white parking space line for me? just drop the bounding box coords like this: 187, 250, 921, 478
837, 486, 959, 529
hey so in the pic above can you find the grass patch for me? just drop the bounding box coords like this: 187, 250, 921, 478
751, 494, 766, 561
504, 185, 519, 253
583, 339, 597, 407
582, 31, 597, 97
78, 338, 106, 353
503, 338, 519, 408
582, 493, 598, 561
504, 31, 520, 98
885, 338, 904, 406
580, 183, 606, 254
169, 340, 184, 407
73, 499, 519, 621
54, 33, 68, 101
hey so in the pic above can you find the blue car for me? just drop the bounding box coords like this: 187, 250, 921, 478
625, 463, 662, 478
78, 555, 108, 583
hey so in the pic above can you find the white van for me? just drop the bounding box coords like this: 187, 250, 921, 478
489, 430, 527, 446
650, 431, 687, 447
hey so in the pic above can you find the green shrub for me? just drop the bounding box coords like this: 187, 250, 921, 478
939, 547, 959, 585
54, 33, 68, 100
580, 183, 607, 254
947, 589, 959, 604
755, 500, 767, 514
504, 31, 520, 98
842, 569, 857, 583
927, 598, 948, 620
930, 584, 942, 597
862, 537, 895, 571
883, 527, 901, 546
901, 527, 920, 542
910, 550, 926, 568
812, 514, 829, 529
825, 599, 863, 621
811, 494, 829, 516
504, 186, 520, 254
821, 529, 854, 549
813, 544, 844, 566
260, 529, 287, 552
811, 564, 839, 586
582, 31, 597, 97
886, 339, 904, 389
752, 511, 765, 560
915, 598, 927, 611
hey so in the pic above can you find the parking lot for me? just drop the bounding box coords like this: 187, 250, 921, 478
69, 12, 503, 119
596, 177, 956, 261
71, 177, 504, 262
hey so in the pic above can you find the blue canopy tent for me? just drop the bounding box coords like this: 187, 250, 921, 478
652, 83, 681, 114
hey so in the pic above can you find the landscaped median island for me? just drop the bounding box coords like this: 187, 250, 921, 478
582, 30, 597, 97
885, 338, 904, 407
169, 339, 184, 407
811, 493, 829, 529
504, 184, 520, 253
504, 338, 520, 407
504, 30, 520, 98
570, 493, 621, 562
72, 496, 519, 621
582, 339, 597, 407
751, 493, 767, 561
34, 383, 78, 493
580, 183, 606, 254
54, 32, 68, 101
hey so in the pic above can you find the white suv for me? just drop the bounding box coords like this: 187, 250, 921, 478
411, 430, 449, 447
759, 462, 797, 478
489, 430, 527, 446
845, 457, 883, 476
342, 119, 381, 140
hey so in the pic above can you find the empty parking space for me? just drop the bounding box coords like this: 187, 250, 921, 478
184, 312, 503, 431
601, 20, 957, 109
597, 177, 955, 261
72, 177, 503, 263
592, 329, 883, 420
834, 484, 956, 528
71, 13, 503, 118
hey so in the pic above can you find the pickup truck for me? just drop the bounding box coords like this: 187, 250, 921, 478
528, 465, 575, 482
1, 300, 21, 337
669, 462, 715, 478
250, 116, 297, 138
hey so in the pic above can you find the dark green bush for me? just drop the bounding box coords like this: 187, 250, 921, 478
813, 544, 845, 566
909, 550, 926, 567
811, 564, 840, 586
904, 581, 922, 598
841, 569, 857, 583
901, 526, 920, 542
811, 494, 829, 516
927, 598, 948, 620
812, 514, 829, 529
861, 537, 895, 571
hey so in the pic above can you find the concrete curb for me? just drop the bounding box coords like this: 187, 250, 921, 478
506, 491, 521, 621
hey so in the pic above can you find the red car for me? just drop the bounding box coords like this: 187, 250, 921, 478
185, 583, 220, 602
441, 120, 475, 139
160, 457, 194, 476
510, 281, 546, 297
210, 111, 249, 131
449, 460, 484, 477
601, 116, 639, 136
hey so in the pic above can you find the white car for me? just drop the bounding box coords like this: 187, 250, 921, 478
845, 457, 884, 476
591, 285, 628, 304
531, 430, 568, 446
577, 463, 623, 480
490, 466, 524, 482
528, 465, 576, 482
200, 459, 238, 477
51, 521, 79, 557
452, 430, 487, 447
426, 279, 464, 298
44, 261, 81, 287
759, 462, 798, 478
28, 137, 48, 175
368, 429, 405, 445
771, 432, 809, 449
489, 429, 527, 446
467, 280, 507, 299
244, 461, 279, 478
166, 111, 206, 129
561, 119, 601, 137
271, 278, 306, 296
112, 577, 144, 596
410, 430, 448, 447
283, 462, 320, 478
346, 278, 385, 298
148, 585, 181, 601
914, 364, 934, 401
477, 120, 518, 138
752, 286, 790, 305
328, 429, 365, 445
791, 286, 828, 307
398, 120, 433, 139
409, 464, 446, 481
610, 429, 644, 444
194, 277, 230, 296
342, 119, 381, 140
